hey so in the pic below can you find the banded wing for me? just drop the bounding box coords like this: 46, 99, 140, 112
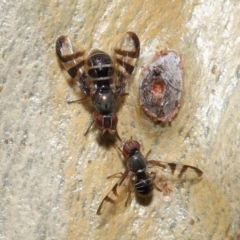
114, 31, 140, 95
147, 160, 203, 181
97, 170, 133, 215
146, 160, 202, 195
56, 35, 91, 96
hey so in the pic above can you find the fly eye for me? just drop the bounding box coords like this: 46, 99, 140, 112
123, 140, 141, 156
94, 113, 104, 128
93, 113, 118, 129
110, 114, 118, 128
132, 140, 141, 151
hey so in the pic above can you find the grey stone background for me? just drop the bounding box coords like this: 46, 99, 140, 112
0, 1, 240, 239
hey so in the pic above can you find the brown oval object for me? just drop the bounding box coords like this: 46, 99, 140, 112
140, 51, 183, 122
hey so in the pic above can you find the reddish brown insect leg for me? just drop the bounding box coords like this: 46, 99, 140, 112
114, 127, 121, 141
84, 119, 94, 136
67, 96, 89, 104
107, 172, 124, 179
153, 181, 172, 196
124, 180, 133, 207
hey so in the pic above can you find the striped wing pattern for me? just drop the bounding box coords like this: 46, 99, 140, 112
97, 161, 202, 215
114, 32, 140, 95
55, 36, 91, 96
147, 160, 203, 181
97, 170, 132, 215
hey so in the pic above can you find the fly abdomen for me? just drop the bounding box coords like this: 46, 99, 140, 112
88, 50, 114, 81
135, 171, 153, 196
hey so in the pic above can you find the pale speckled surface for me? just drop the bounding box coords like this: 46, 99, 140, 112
0, 1, 240, 239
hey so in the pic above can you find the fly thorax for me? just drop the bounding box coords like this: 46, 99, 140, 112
93, 88, 116, 114
128, 152, 147, 173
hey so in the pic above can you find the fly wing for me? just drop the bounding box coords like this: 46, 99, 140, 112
56, 35, 91, 96
114, 32, 140, 95
146, 160, 203, 181
146, 160, 202, 195
97, 170, 132, 215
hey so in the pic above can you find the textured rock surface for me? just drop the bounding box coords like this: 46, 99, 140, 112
0, 1, 240, 239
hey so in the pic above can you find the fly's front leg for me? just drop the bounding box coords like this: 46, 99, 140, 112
107, 172, 124, 179
66, 96, 89, 104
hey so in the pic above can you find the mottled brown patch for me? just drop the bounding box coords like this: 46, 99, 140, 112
140, 51, 183, 122
193, 167, 203, 177
178, 165, 188, 178
189, 219, 195, 225
211, 65, 217, 74
237, 233, 240, 240
105, 196, 115, 204
168, 163, 177, 175
112, 183, 119, 196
